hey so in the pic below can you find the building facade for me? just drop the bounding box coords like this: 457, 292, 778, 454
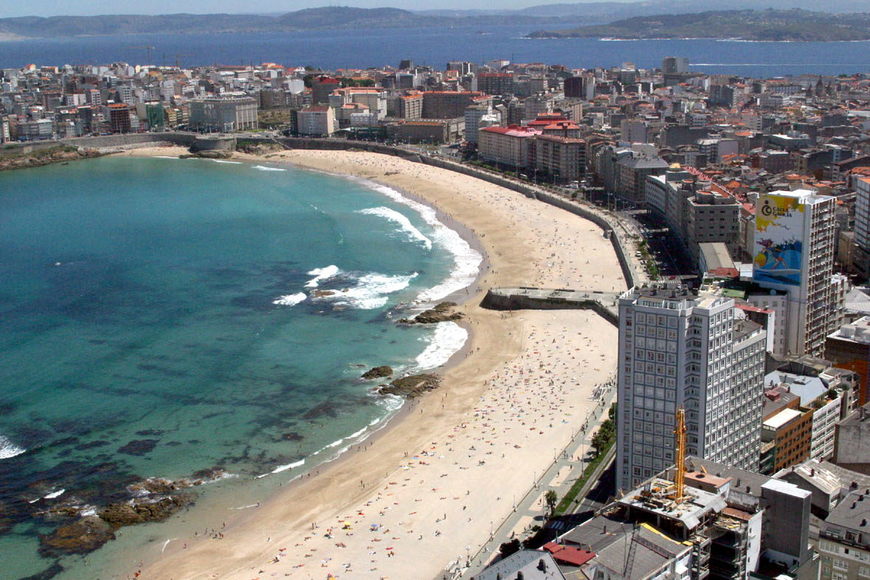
616, 282, 767, 491
753, 190, 839, 357
188, 96, 258, 132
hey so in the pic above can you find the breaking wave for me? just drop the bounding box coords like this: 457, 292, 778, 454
272, 292, 306, 307
358, 206, 433, 250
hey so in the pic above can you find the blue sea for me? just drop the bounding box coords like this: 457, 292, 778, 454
0, 156, 479, 579
0, 25, 868, 76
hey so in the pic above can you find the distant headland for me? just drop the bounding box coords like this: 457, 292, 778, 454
527, 9, 870, 42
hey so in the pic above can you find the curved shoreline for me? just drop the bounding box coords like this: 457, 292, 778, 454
99, 146, 624, 580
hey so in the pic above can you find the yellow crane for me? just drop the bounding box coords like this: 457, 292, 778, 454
672, 407, 687, 502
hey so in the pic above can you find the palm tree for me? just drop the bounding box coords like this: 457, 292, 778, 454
544, 490, 558, 517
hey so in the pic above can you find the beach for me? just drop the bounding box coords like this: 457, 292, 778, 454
114, 146, 625, 579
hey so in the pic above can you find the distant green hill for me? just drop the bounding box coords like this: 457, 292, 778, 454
527, 9, 870, 41
0, 6, 547, 39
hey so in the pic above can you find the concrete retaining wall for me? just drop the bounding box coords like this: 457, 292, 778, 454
481, 289, 619, 326
61, 133, 196, 150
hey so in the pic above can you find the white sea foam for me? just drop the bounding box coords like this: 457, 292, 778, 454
272, 292, 306, 307
305, 265, 340, 288
252, 165, 286, 172
155, 156, 179, 159
415, 322, 468, 371
272, 458, 305, 473
358, 207, 433, 250
318, 272, 419, 310
211, 159, 243, 164
374, 394, 404, 414
44, 489, 65, 500
363, 182, 482, 304
0, 434, 25, 459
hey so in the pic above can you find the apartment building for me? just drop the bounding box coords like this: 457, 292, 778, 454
753, 190, 840, 357
296, 106, 336, 137
478, 125, 540, 169
188, 96, 258, 132
616, 282, 767, 491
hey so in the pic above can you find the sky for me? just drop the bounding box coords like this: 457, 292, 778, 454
1, 0, 642, 17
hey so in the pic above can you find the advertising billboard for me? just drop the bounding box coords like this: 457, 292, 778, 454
753, 193, 804, 287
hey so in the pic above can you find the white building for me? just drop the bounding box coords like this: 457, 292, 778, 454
855, 176, 870, 279
752, 190, 841, 357
616, 282, 767, 491
188, 96, 258, 132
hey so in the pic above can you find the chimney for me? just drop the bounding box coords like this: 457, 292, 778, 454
811, 468, 815, 477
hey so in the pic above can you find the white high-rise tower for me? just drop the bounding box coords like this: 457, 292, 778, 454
753, 190, 839, 356
616, 282, 767, 491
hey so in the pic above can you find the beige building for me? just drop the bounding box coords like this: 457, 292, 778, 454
533, 135, 586, 183
296, 106, 335, 137
478, 125, 540, 168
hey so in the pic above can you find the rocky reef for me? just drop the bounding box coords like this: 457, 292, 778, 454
399, 302, 463, 324
378, 374, 441, 398
361, 365, 393, 380
0, 145, 102, 172
36, 470, 226, 557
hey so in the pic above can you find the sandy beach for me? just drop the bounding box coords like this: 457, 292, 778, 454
113, 146, 625, 579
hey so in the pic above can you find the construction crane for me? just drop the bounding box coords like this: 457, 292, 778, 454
125, 45, 155, 64
672, 407, 687, 502
173, 54, 192, 69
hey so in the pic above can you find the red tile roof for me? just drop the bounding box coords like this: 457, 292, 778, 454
542, 543, 596, 567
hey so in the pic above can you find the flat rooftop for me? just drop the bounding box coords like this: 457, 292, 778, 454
763, 407, 804, 430
618, 478, 727, 530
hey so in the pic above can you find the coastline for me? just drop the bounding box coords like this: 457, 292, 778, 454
102, 146, 625, 580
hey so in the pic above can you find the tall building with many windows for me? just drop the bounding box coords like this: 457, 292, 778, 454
753, 190, 839, 356
616, 282, 767, 491
855, 176, 870, 279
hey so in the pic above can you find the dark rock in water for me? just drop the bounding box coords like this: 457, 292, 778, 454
379, 374, 441, 398
20, 561, 64, 580
190, 467, 226, 482
312, 289, 335, 298
40, 504, 83, 519
117, 439, 158, 456
302, 402, 338, 420
39, 515, 115, 557
399, 302, 464, 324
99, 495, 192, 529
135, 429, 165, 436
50, 436, 80, 448
127, 477, 179, 495
361, 365, 393, 380
74, 440, 109, 451
281, 432, 304, 442
0, 502, 15, 536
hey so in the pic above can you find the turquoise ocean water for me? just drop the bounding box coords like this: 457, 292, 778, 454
0, 157, 479, 579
